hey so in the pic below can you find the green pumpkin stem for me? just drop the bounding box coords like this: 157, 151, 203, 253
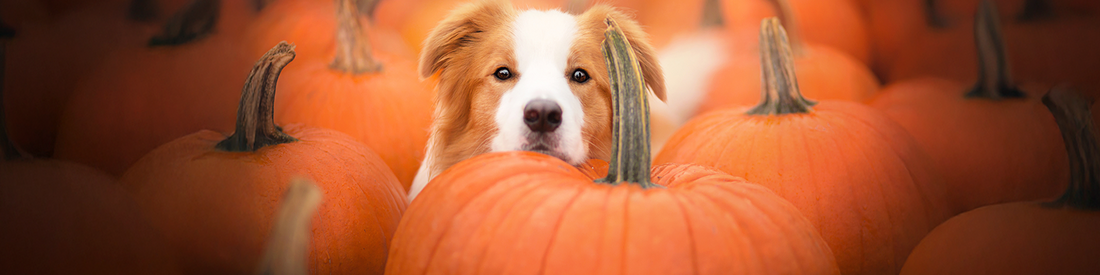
746, 18, 815, 116
1042, 87, 1100, 210
148, 0, 219, 47
331, 0, 383, 74
217, 42, 298, 152
966, 0, 1026, 100
255, 178, 323, 275
700, 0, 724, 29
597, 17, 659, 189
766, 0, 803, 53
924, 0, 951, 28
0, 28, 28, 161
127, 0, 162, 23
1017, 0, 1053, 21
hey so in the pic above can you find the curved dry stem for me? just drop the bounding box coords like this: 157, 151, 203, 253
924, 0, 951, 28
357, 0, 382, 19
598, 17, 660, 189
746, 18, 815, 116
331, 0, 383, 74
1042, 86, 1100, 210
148, 0, 219, 46
966, 0, 1026, 100
255, 178, 323, 275
700, 0, 724, 29
767, 0, 802, 53
217, 42, 299, 152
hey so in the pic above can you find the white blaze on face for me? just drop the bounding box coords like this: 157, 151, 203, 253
490, 9, 587, 165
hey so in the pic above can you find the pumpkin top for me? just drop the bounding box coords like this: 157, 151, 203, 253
966, 0, 1026, 100
255, 178, 322, 275
745, 17, 816, 116
1043, 87, 1100, 210
216, 42, 299, 152
148, 0, 220, 46
597, 16, 659, 189
330, 0, 383, 74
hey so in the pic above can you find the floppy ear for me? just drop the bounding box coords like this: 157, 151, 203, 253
418, 0, 513, 79
584, 5, 667, 101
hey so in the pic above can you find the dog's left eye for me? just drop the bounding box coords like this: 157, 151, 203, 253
571, 69, 590, 83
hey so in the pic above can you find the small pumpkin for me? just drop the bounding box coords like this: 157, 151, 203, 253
249, 0, 433, 188
119, 43, 407, 274
655, 18, 952, 275
899, 87, 1100, 275
694, 1, 878, 117
53, 0, 261, 175
868, 1, 1068, 213
385, 17, 839, 275
0, 38, 180, 274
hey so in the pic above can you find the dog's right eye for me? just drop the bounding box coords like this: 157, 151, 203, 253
494, 67, 512, 80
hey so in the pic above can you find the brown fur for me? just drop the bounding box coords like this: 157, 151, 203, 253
418, 0, 665, 176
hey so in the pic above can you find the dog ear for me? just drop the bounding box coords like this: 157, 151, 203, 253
583, 5, 667, 102
418, 0, 513, 79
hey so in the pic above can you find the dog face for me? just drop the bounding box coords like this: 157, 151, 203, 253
416, 0, 665, 184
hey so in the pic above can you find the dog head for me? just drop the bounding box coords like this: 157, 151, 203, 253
419, 0, 665, 176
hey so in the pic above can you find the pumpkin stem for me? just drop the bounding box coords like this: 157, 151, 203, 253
700, 0, 724, 29
255, 178, 323, 275
127, 0, 162, 23
597, 17, 660, 189
217, 42, 299, 152
253, 0, 276, 12
766, 0, 803, 53
357, 0, 382, 20
746, 18, 815, 116
923, 0, 951, 28
330, 0, 383, 74
1017, 0, 1053, 22
1042, 86, 1100, 210
0, 27, 28, 161
965, 0, 1026, 100
148, 0, 219, 47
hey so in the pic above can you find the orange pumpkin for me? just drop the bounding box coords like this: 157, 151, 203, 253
246, 0, 433, 188
386, 19, 839, 275
53, 0, 261, 175
0, 41, 179, 273
899, 87, 1100, 275
694, 2, 878, 117
721, 0, 871, 65
655, 19, 952, 275
119, 43, 407, 274
868, 2, 1068, 213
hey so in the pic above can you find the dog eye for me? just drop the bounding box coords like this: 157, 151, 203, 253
494, 67, 512, 80
571, 69, 590, 83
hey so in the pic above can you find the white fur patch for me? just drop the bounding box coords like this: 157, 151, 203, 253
490, 10, 587, 165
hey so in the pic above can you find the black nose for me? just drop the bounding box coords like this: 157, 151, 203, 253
523, 99, 562, 133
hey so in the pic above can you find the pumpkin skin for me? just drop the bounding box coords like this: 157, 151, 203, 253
386, 152, 840, 275
721, 0, 871, 65
655, 19, 951, 275
251, 0, 434, 188
868, 1, 1069, 212
0, 160, 181, 274
53, 0, 260, 175
899, 87, 1100, 275
119, 43, 407, 274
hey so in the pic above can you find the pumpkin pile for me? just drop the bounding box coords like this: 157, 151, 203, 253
2, 0, 1096, 274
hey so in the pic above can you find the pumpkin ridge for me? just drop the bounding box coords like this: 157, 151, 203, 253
1042, 87, 1100, 210
966, 0, 1027, 100
536, 185, 586, 274
149, 0, 220, 46
217, 42, 299, 152
478, 179, 559, 273
746, 18, 816, 116
669, 191, 700, 274
331, 0, 383, 74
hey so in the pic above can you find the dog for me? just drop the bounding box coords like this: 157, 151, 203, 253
408, 0, 666, 200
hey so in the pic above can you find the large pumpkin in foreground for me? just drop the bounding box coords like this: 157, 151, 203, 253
120, 43, 407, 274
899, 87, 1100, 275
386, 18, 839, 275
655, 19, 952, 275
